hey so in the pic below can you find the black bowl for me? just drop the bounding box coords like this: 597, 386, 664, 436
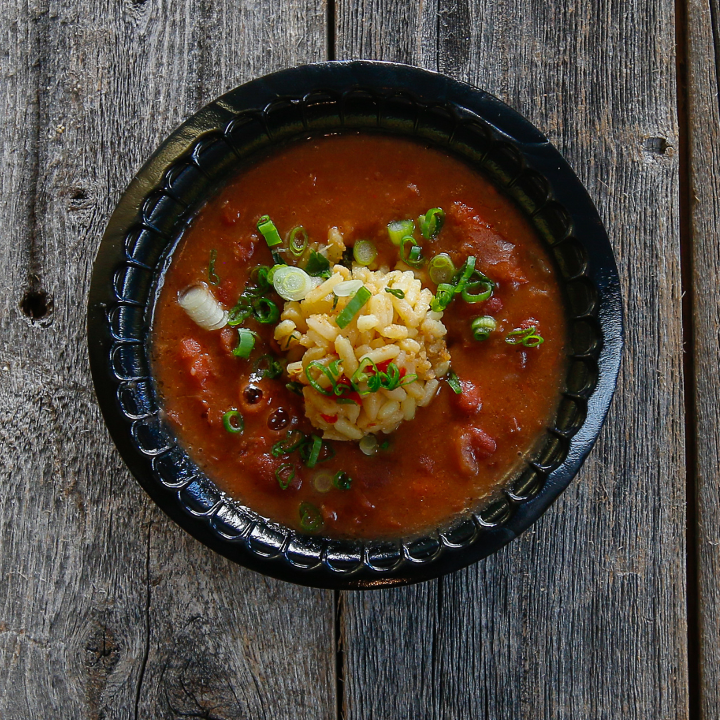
87, 61, 623, 589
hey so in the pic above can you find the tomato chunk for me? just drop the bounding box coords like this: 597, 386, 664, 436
456, 427, 497, 475
453, 379, 482, 416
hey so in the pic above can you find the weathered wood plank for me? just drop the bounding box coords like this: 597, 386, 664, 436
337, 1, 688, 717
686, 0, 720, 717
0, 0, 334, 717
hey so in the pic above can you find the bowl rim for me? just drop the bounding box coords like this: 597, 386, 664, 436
87, 60, 623, 589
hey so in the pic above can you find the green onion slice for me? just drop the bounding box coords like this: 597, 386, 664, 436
227, 296, 253, 327
430, 283, 456, 312
272, 265, 315, 302
232, 328, 257, 358
222, 409, 244, 434
446, 369, 462, 394
353, 240, 377, 266
332, 471, 352, 491
304, 435, 323, 468
428, 253, 456, 285
254, 354, 284, 380
335, 286, 371, 329
312, 470, 334, 493
208, 249, 220, 285
358, 435, 378, 456
251, 297, 280, 324
299, 501, 323, 532
276, 463, 296, 490
471, 316, 497, 341
418, 207, 445, 239
305, 360, 341, 396
250, 265, 272, 291
334, 279, 363, 297
387, 219, 415, 246
271, 429, 306, 457
400, 236, 425, 268
257, 215, 282, 248
286, 380, 304, 396
506, 326, 545, 348
287, 226, 309, 256
385, 287, 405, 299
454, 256, 477, 295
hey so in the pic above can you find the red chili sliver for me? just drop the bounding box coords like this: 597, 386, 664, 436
321, 413, 338, 423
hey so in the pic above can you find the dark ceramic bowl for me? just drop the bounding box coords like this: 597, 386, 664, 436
88, 61, 623, 589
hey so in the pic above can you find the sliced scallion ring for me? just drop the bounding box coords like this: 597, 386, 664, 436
385, 287, 405, 299
232, 328, 257, 359
418, 207, 445, 239
257, 215, 282, 247
332, 471, 352, 490
335, 286, 371, 329
358, 435, 379, 456
299, 501, 323, 531
353, 239, 377, 266
387, 219, 415, 246
222, 409, 244, 434
287, 226, 309, 256
471, 316, 497, 341
272, 265, 315, 301
400, 236, 425, 268
276, 463, 295, 490
312, 470, 334, 493
252, 297, 280, 324
428, 253, 456, 284
333, 279, 363, 297
446, 369, 462, 394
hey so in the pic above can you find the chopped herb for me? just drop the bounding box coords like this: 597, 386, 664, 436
305, 250, 331, 278
257, 215, 282, 247
271, 429, 306, 457
232, 328, 257, 359
332, 471, 352, 491
385, 287, 405, 299
335, 286, 371, 328
387, 219, 415, 246
287, 226, 309, 256
252, 297, 280, 324
506, 326, 545, 348
446, 369, 462, 394
253, 354, 284, 380
417, 207, 445, 239
400, 236, 425, 268
299, 501, 323, 532
276, 463, 296, 490
471, 316, 497, 341
286, 381, 304, 396
208, 249, 220, 285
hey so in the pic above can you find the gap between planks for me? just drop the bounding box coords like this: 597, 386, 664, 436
675, 0, 701, 716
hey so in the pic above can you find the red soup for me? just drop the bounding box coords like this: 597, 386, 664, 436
152, 133, 567, 539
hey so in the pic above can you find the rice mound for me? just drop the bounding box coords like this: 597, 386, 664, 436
274, 264, 451, 441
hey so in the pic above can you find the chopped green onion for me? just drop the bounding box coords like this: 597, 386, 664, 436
232, 328, 257, 358
254, 354, 284, 379
334, 279, 363, 297
353, 240, 377, 266
257, 215, 282, 248
306, 360, 340, 396
252, 297, 280, 324
471, 316, 497, 341
332, 471, 352, 491
304, 435, 323, 468
428, 253, 456, 284
446, 369, 462, 394
506, 326, 545, 348
287, 226, 308, 256
250, 265, 272, 291
227, 296, 253, 326
271, 250, 284, 266
351, 357, 378, 386
312, 470, 334, 493
272, 265, 315, 302
387, 219, 415, 246
276, 463, 296, 490
358, 435, 379, 456
271, 429, 305, 457
400, 372, 418, 386
418, 207, 445, 239
335, 286, 371, 329
462, 268, 494, 303
222, 409, 244, 434
282, 332, 300, 350
400, 236, 425, 268
379, 440, 391, 451
430, 283, 456, 312
385, 287, 405, 299
305, 250, 331, 278
454, 256, 476, 295
208, 249, 220, 285
340, 246, 355, 268
286, 381, 304, 396
299, 501, 323, 531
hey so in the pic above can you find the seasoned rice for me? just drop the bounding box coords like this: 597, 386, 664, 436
274, 263, 451, 440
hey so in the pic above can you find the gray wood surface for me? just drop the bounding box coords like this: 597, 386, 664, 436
687, 0, 720, 717
0, 0, 711, 717
336, 1, 689, 718
0, 1, 335, 718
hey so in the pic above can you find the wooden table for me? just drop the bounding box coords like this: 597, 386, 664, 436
1, 0, 715, 716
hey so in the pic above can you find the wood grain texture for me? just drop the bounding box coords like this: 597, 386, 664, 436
0, 1, 334, 718
337, 2, 688, 717
686, 0, 720, 717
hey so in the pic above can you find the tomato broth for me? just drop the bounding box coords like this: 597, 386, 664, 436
152, 133, 567, 539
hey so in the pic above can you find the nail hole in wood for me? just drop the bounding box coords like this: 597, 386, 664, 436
644, 137, 669, 154
20, 287, 54, 326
